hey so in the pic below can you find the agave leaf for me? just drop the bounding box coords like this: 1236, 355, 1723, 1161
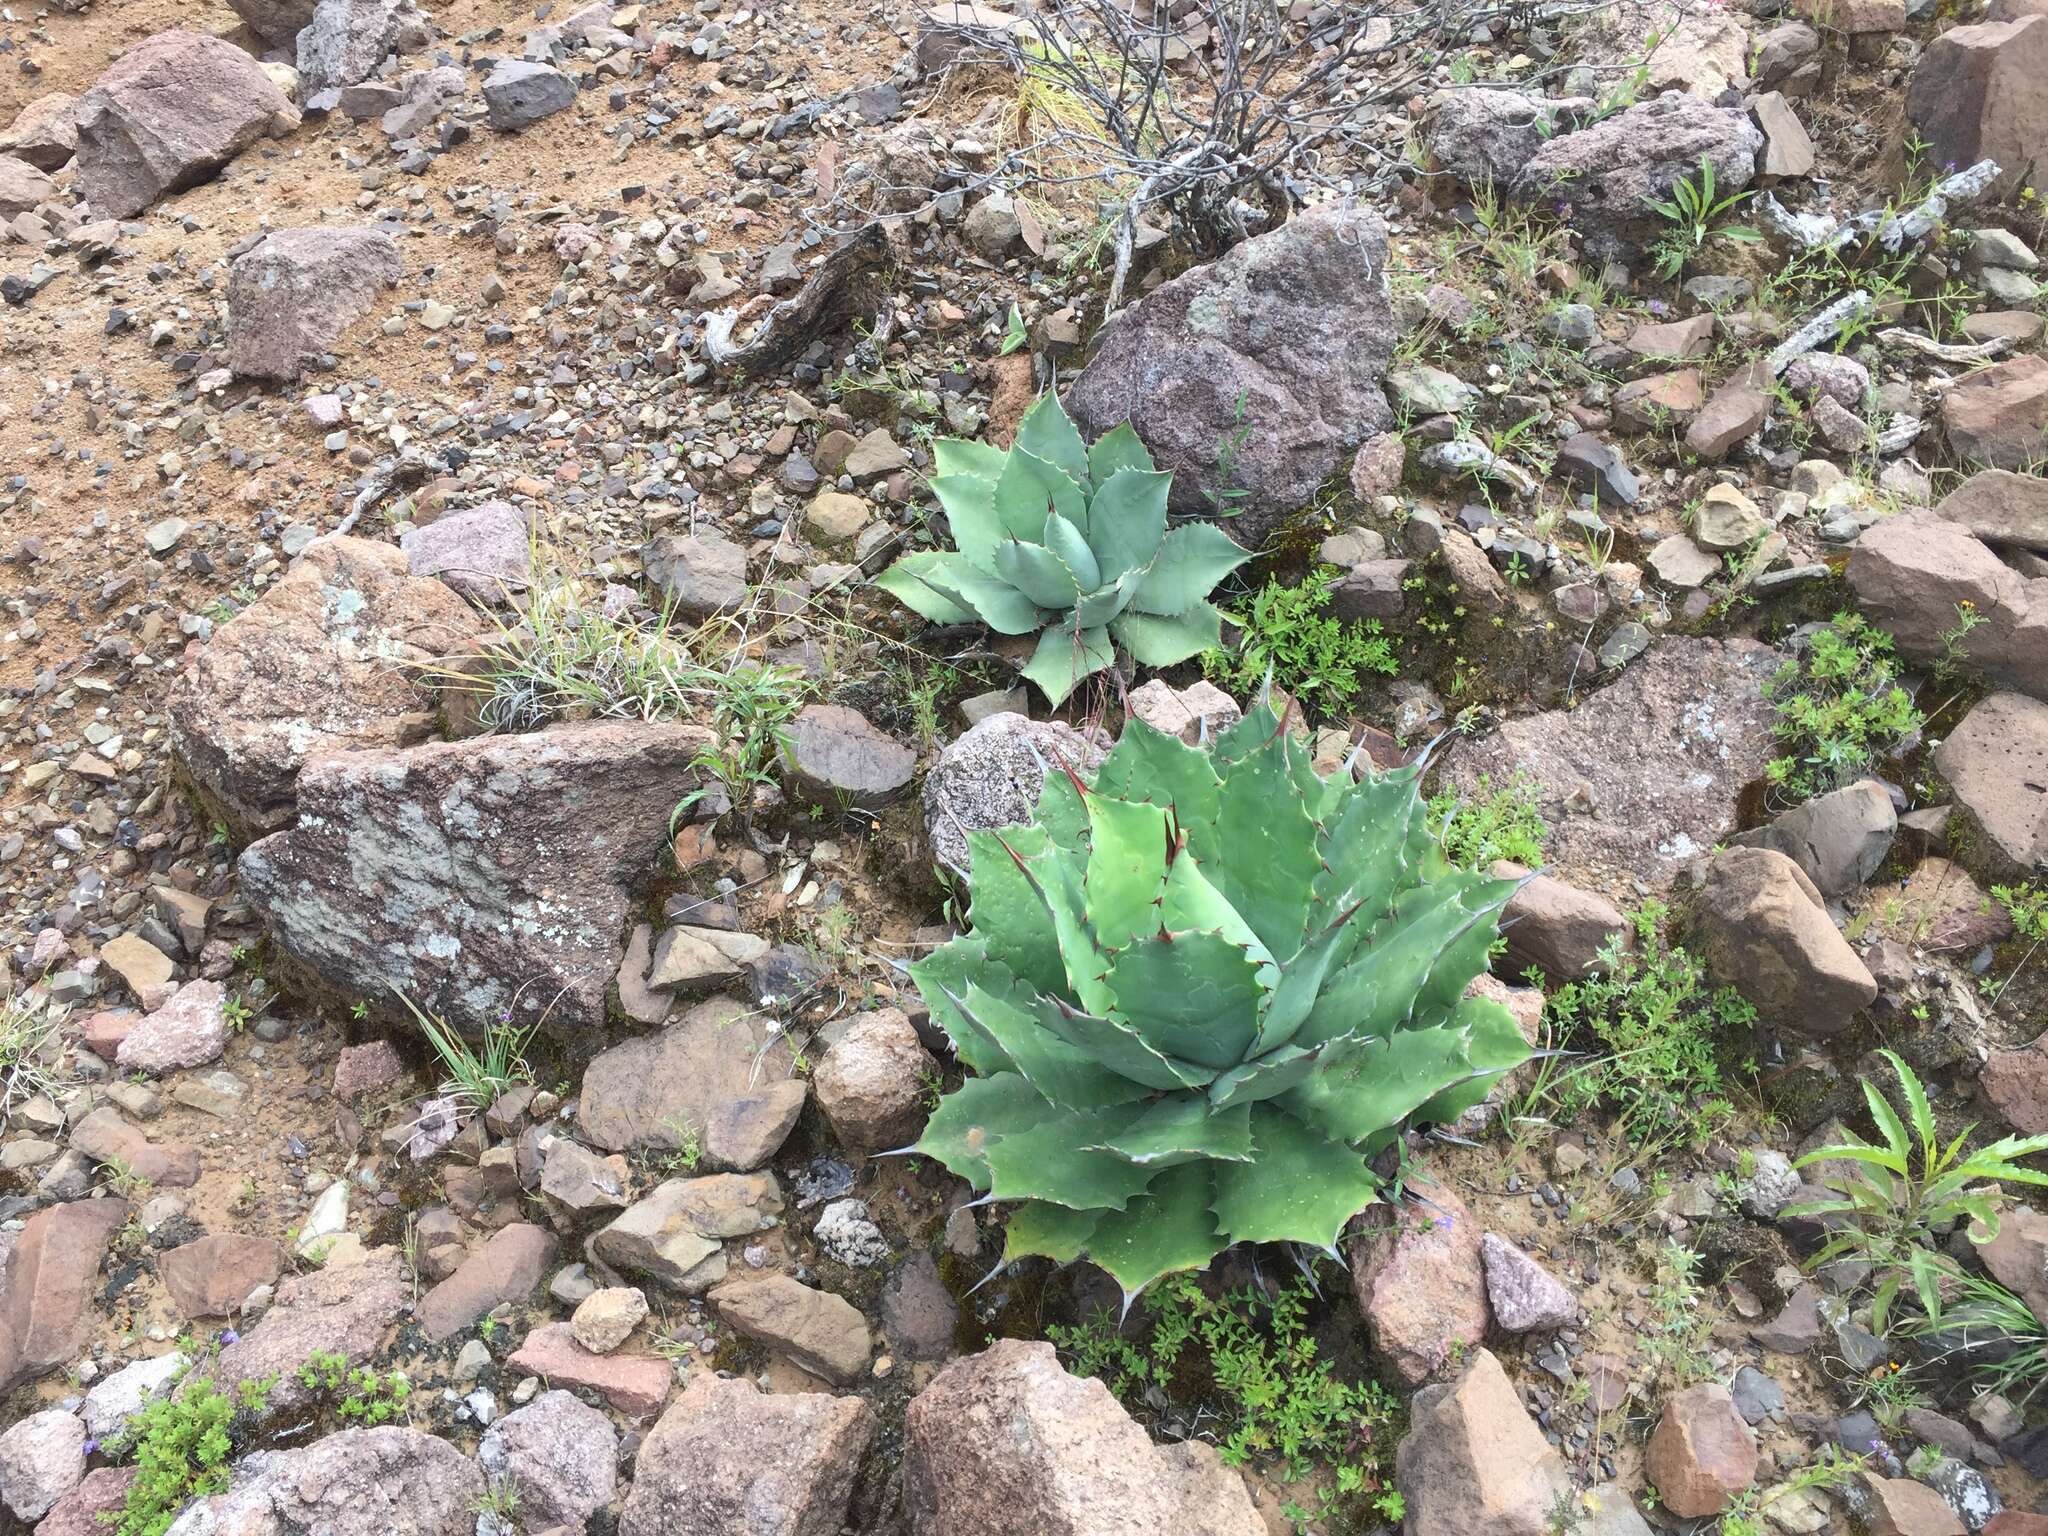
1084, 793, 1173, 952
1020, 623, 1115, 708
1254, 901, 1367, 1055
962, 825, 1067, 998
1213, 700, 1285, 763
996, 539, 1086, 610
1157, 852, 1268, 963
1297, 877, 1509, 1046
981, 1101, 1161, 1211
1211, 1104, 1382, 1248
1038, 997, 1214, 1092
1206, 1042, 1323, 1110
915, 1070, 1055, 1190
1092, 719, 1222, 829
927, 473, 1005, 576
872, 552, 981, 626
1036, 764, 1092, 856
1085, 468, 1172, 584
1041, 511, 1104, 594
995, 446, 1085, 542
994, 814, 1117, 1016
1111, 604, 1224, 668
1129, 522, 1252, 617
1313, 771, 1436, 944
1282, 1019, 1506, 1144
878, 550, 1044, 635
932, 437, 1010, 480
1002, 1198, 1102, 1265
910, 935, 1023, 1074
1015, 391, 1093, 494
1208, 726, 1321, 959
1087, 420, 1157, 484
1085, 1095, 1255, 1167
1105, 930, 1267, 1072
1078, 1161, 1229, 1297
949, 973, 1152, 1112
1406, 995, 1538, 1126
1071, 567, 1144, 629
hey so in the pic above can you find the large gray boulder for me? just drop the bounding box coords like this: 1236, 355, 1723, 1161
167, 536, 485, 839
1419, 88, 1591, 190
903, 1339, 1263, 1535
621, 1374, 875, 1536
921, 713, 1108, 876
163, 1428, 481, 1536
1065, 205, 1397, 552
1444, 637, 1781, 893
227, 227, 403, 381
73, 31, 293, 219
239, 720, 714, 1036
297, 0, 433, 93
1512, 92, 1762, 259
224, 0, 320, 46
0, 155, 56, 218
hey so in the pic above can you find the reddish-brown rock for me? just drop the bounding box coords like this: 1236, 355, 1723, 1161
1907, 14, 2048, 198
621, 1375, 876, 1536
1934, 693, 2048, 879
1396, 1348, 1573, 1536
1689, 847, 1877, 1033
1347, 1180, 1488, 1386
212, 1248, 408, 1415
1646, 1384, 1758, 1517
0, 1198, 128, 1394
169, 536, 484, 839
73, 31, 293, 219
417, 1223, 556, 1341
1945, 353, 2048, 470
32, 1466, 135, 1536
70, 1107, 201, 1188
158, 1234, 287, 1319
506, 1323, 672, 1419
227, 228, 404, 382
813, 1007, 935, 1155
1857, 1472, 1967, 1536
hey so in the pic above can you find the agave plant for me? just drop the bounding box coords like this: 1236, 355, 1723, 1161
874, 392, 1251, 706
907, 701, 1533, 1300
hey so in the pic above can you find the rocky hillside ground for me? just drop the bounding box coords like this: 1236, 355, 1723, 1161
2, 0, 2048, 1531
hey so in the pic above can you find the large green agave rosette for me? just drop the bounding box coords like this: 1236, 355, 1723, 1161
873, 392, 1251, 706
907, 704, 1533, 1300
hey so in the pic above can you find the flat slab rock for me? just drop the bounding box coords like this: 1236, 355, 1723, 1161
226, 227, 403, 382
1444, 636, 1781, 894
239, 719, 713, 1037
0, 1198, 128, 1394
168, 536, 484, 839
579, 996, 795, 1153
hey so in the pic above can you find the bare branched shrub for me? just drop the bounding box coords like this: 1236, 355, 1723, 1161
897, 0, 1621, 310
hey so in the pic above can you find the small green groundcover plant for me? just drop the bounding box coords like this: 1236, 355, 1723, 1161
1763, 611, 1923, 803
907, 699, 1532, 1299
1050, 1274, 1404, 1530
875, 392, 1252, 706
1202, 567, 1398, 717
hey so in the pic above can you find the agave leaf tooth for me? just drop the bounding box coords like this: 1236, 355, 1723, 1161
982, 1102, 1161, 1210
1075, 1161, 1229, 1298
1041, 510, 1104, 594
1084, 1096, 1256, 1167
1210, 1104, 1383, 1249
1104, 929, 1266, 1071
1110, 604, 1225, 668
1002, 1199, 1103, 1267
1086, 420, 1156, 485
963, 1256, 1012, 1297
915, 1071, 1057, 1189
1084, 468, 1172, 583
1212, 698, 1285, 763
1035, 760, 1092, 855
1015, 390, 1093, 495
1020, 623, 1115, 709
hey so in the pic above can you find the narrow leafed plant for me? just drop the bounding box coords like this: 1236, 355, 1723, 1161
907, 702, 1533, 1300
874, 392, 1251, 706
